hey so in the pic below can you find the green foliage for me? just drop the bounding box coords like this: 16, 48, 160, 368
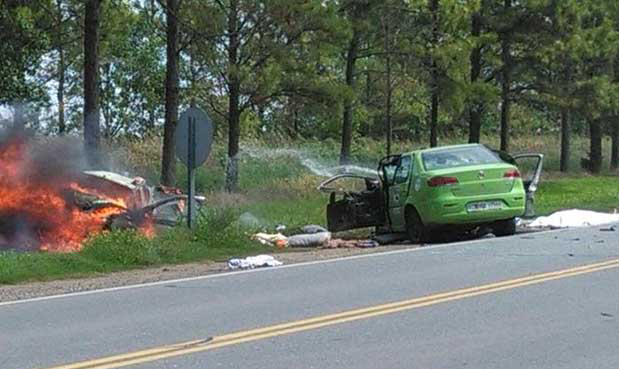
0, 1, 52, 104
81, 231, 160, 266
537, 176, 619, 215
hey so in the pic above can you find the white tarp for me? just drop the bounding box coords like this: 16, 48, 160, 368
227, 255, 283, 270
528, 209, 619, 228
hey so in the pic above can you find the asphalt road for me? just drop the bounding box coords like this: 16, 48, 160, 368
2, 225, 619, 369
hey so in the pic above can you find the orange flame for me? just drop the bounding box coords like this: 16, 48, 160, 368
0, 137, 153, 252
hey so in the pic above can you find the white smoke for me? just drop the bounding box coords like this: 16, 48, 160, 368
241, 146, 378, 178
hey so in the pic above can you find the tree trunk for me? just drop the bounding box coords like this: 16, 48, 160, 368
429, 0, 439, 148
589, 119, 602, 174
611, 120, 619, 170
612, 54, 619, 171
429, 87, 438, 147
57, 0, 66, 135
339, 27, 361, 165
293, 109, 299, 136
225, 0, 241, 192
384, 15, 392, 156
499, 0, 512, 152
468, 8, 482, 144
160, 0, 179, 186
13, 103, 25, 131
365, 69, 371, 137
84, 0, 102, 168
560, 108, 570, 172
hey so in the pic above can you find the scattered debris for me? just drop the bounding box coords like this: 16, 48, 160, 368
373, 233, 408, 245
528, 209, 619, 229
288, 232, 331, 248
301, 225, 328, 234
249, 225, 383, 249
324, 239, 379, 249
251, 233, 287, 247
227, 255, 283, 270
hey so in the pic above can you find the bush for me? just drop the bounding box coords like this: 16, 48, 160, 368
81, 231, 160, 267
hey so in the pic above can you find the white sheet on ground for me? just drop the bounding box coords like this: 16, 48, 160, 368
528, 209, 619, 228
227, 255, 283, 270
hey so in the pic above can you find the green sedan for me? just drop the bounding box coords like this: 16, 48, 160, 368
319, 144, 543, 242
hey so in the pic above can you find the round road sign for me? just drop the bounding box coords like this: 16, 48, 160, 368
175, 107, 213, 169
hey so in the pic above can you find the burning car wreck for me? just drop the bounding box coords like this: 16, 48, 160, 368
0, 133, 199, 252
73, 171, 200, 233
319, 144, 543, 242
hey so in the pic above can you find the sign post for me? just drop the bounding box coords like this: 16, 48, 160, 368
176, 107, 213, 229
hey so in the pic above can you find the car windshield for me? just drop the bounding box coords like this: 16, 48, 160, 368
422, 145, 502, 171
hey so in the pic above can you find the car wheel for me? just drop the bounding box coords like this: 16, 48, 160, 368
493, 218, 516, 237
405, 207, 427, 244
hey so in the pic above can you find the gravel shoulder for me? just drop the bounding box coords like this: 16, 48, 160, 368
0, 244, 418, 303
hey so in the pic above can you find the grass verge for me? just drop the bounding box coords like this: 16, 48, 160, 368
536, 176, 619, 215
0, 209, 271, 285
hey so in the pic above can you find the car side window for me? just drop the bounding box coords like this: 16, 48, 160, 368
394, 155, 412, 184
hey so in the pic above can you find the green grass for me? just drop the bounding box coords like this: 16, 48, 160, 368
3, 136, 619, 285
536, 176, 619, 215
0, 209, 272, 284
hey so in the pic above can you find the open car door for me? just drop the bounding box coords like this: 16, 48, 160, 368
511, 153, 544, 217
318, 174, 386, 232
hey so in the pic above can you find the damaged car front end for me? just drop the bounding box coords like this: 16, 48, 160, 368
74, 171, 204, 231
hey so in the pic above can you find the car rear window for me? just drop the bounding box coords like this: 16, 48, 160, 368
422, 145, 502, 171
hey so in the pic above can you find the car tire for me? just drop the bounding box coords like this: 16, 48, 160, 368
493, 218, 516, 237
405, 207, 427, 244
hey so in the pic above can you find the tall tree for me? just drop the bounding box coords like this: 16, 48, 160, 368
339, 1, 372, 164
428, 0, 440, 147
224, 0, 241, 191
0, 1, 51, 127
161, 0, 180, 186
187, 0, 334, 191
84, 0, 103, 167
382, 7, 393, 155
499, 0, 512, 152
468, 1, 484, 143
56, 0, 67, 135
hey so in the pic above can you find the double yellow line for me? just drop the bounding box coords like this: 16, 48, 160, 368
47, 258, 619, 369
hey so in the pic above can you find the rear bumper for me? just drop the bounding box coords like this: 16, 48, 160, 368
418, 191, 525, 226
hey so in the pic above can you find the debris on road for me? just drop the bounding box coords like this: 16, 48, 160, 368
324, 239, 379, 249
373, 233, 408, 245
288, 232, 331, 247
251, 233, 288, 248
528, 209, 619, 228
300, 225, 328, 234
227, 255, 283, 270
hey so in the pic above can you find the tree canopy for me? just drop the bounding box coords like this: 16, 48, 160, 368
2, 0, 619, 182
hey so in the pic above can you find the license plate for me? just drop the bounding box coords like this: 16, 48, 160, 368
466, 200, 504, 212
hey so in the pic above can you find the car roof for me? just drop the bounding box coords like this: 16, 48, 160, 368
404, 143, 483, 156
